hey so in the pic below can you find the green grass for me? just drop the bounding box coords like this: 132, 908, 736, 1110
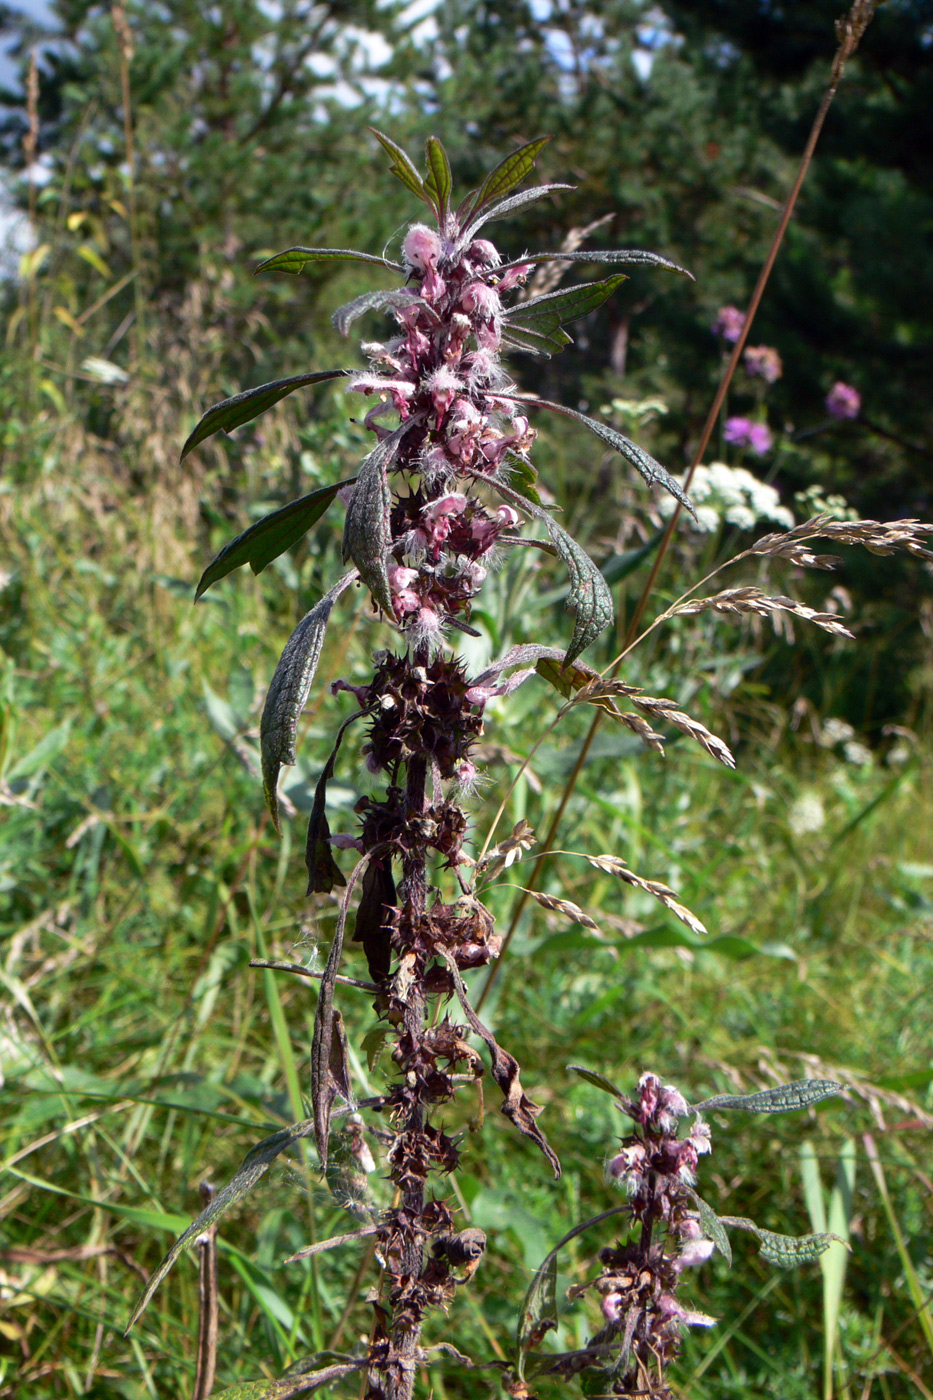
1, 402, 932, 1400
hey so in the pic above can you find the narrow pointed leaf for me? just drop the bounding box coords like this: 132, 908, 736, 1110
566, 1064, 626, 1100
255, 247, 403, 276
196, 481, 355, 601
304, 711, 364, 893
424, 136, 452, 222
368, 127, 431, 206
480, 475, 613, 664
125, 1119, 316, 1332
332, 289, 422, 338
498, 393, 695, 515
516, 1253, 558, 1376
312, 855, 370, 1168
211, 1361, 363, 1400
759, 1229, 844, 1268
503, 452, 543, 505
690, 1192, 733, 1267
498, 248, 693, 280
181, 371, 348, 460
463, 183, 575, 240
505, 276, 628, 351
466, 137, 551, 222
342, 430, 406, 615
501, 324, 572, 357
691, 1079, 842, 1115
260, 572, 358, 829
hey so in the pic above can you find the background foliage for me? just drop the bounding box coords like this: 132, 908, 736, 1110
0, 2, 931, 1397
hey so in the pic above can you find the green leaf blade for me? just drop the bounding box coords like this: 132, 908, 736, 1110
692, 1079, 842, 1115
254, 247, 403, 276
195, 480, 355, 601
368, 127, 431, 206
424, 136, 452, 222
505, 275, 629, 348
181, 370, 347, 461
469, 138, 551, 221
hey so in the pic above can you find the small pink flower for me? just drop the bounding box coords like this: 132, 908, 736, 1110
425, 492, 467, 521
826, 381, 861, 420
497, 506, 521, 528
498, 262, 534, 292
743, 344, 783, 383
330, 833, 364, 852
713, 305, 746, 343
601, 1293, 624, 1324
392, 588, 421, 618
388, 565, 418, 590
425, 367, 463, 425
403, 223, 441, 272
462, 281, 501, 320
677, 1238, 714, 1269
468, 239, 500, 267
657, 1294, 717, 1328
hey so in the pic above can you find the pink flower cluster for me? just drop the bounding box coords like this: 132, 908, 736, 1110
713, 304, 746, 343
724, 416, 773, 455
743, 344, 783, 383
826, 381, 861, 420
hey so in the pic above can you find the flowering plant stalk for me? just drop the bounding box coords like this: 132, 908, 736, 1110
124, 131, 933, 1400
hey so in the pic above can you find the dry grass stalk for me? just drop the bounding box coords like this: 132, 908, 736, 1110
521, 889, 603, 933
578, 680, 735, 770
749, 514, 933, 568
671, 587, 855, 639
586, 854, 707, 938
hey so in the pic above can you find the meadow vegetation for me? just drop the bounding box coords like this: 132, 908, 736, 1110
1, 3, 932, 1397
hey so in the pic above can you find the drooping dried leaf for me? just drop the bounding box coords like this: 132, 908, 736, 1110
443, 953, 561, 1177
260, 572, 358, 830
691, 1079, 842, 1115
181, 370, 348, 460
304, 712, 365, 894
516, 1253, 558, 1378
311, 855, 371, 1169
342, 431, 406, 616
255, 247, 403, 276
332, 288, 424, 338
523, 888, 602, 933
210, 1361, 364, 1400
585, 854, 707, 938
196, 482, 355, 601
672, 587, 854, 639
125, 1118, 317, 1332
353, 856, 396, 984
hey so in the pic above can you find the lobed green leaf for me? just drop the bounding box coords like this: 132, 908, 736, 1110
181, 370, 347, 460
195, 481, 354, 601
332, 288, 423, 338
498, 248, 693, 279
341, 430, 407, 615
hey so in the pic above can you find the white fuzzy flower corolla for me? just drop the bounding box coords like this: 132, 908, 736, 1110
659, 462, 794, 532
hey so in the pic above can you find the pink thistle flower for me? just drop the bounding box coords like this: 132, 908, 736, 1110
826, 381, 861, 420
743, 344, 783, 383
713, 304, 746, 343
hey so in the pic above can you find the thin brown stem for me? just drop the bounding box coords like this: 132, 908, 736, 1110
476, 1, 876, 1013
